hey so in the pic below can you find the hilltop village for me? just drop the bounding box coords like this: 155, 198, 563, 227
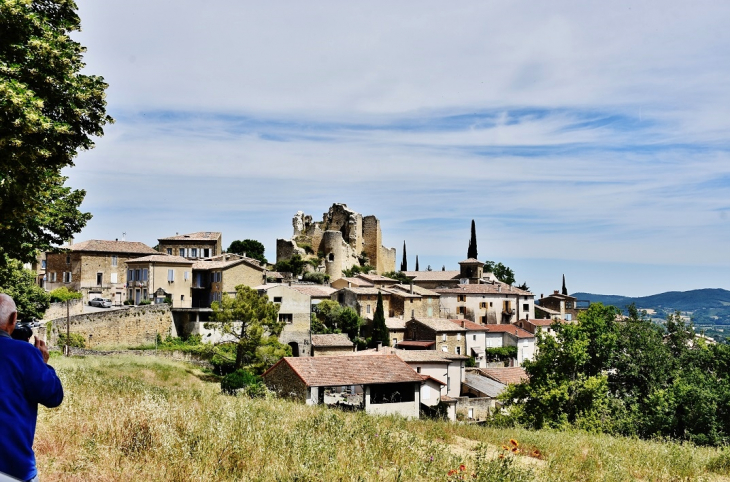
32, 203, 584, 421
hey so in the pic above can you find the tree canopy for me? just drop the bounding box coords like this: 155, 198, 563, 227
274, 254, 305, 276
206, 285, 289, 372
483, 260, 516, 286
312, 299, 364, 345
0, 255, 49, 320
501, 304, 730, 445
227, 239, 267, 264
1, 0, 112, 263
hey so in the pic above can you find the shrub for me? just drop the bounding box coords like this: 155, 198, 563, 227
221, 368, 267, 397
138, 299, 151, 305
123, 300, 134, 305
57, 332, 86, 348
301, 272, 330, 284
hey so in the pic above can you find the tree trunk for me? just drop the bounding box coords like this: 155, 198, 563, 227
235, 322, 246, 370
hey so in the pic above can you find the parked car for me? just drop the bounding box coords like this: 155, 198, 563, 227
89, 297, 112, 308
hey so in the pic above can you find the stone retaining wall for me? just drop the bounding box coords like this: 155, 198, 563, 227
43, 299, 83, 321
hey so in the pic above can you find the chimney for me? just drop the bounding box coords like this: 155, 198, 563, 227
462, 320, 466, 328
376, 341, 382, 352
554, 290, 559, 295
243, 252, 246, 258
498, 285, 502, 293
540, 293, 543, 299
115, 238, 118, 242
348, 281, 351, 288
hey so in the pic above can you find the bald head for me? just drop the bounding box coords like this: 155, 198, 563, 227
0, 293, 18, 333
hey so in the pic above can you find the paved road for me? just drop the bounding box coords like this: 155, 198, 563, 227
82, 304, 127, 315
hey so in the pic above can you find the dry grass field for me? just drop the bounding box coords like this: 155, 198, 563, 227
34, 355, 730, 481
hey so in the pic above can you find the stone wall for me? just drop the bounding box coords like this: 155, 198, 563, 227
455, 396, 494, 421
312, 346, 355, 357
42, 299, 83, 321
46, 304, 176, 348
263, 360, 308, 401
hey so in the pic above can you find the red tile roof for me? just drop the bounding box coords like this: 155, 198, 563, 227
396, 340, 436, 348
266, 355, 423, 387
402, 270, 460, 281
289, 285, 337, 298
311, 334, 353, 347
448, 319, 490, 331
158, 231, 221, 241
483, 324, 534, 338
126, 255, 193, 264
62, 240, 158, 255
412, 317, 466, 333
478, 367, 528, 385
436, 282, 531, 296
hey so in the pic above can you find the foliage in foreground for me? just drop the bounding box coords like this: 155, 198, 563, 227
34, 355, 730, 481
502, 303, 730, 445
0, 255, 49, 319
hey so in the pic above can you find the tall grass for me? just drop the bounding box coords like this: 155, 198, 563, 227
34, 356, 730, 481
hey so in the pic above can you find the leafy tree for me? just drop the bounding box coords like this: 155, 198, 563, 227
301, 271, 330, 284
1, 0, 112, 263
484, 261, 516, 286
382, 271, 412, 284
227, 239, 267, 264
516, 282, 530, 291
341, 264, 375, 277
0, 256, 49, 319
312, 300, 363, 342
205, 285, 287, 372
468, 219, 478, 259
49, 286, 82, 356
274, 254, 305, 276
370, 291, 389, 348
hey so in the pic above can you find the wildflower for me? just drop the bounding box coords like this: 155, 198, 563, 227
502, 445, 509, 451
509, 439, 519, 447
459, 464, 466, 472
511, 446, 519, 453
531, 449, 541, 458
448, 469, 457, 476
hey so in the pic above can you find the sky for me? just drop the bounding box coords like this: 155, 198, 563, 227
65, 1, 730, 297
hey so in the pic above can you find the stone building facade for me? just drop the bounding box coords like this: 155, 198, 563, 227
45, 240, 159, 304
277, 204, 396, 281
436, 282, 534, 324
257, 284, 312, 357
157, 231, 222, 259
125, 255, 194, 308
405, 318, 467, 357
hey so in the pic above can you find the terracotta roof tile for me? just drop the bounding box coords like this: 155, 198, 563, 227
158, 231, 221, 241
448, 319, 490, 331
126, 255, 193, 264
458, 258, 482, 264
289, 285, 337, 297
478, 367, 528, 385
268, 355, 423, 387
402, 270, 460, 281
385, 317, 406, 330
395, 340, 437, 348
436, 282, 532, 296
390, 284, 440, 297
412, 317, 467, 332
338, 277, 374, 287
62, 240, 158, 255
311, 334, 354, 347
483, 324, 534, 338
353, 346, 451, 363
356, 274, 398, 283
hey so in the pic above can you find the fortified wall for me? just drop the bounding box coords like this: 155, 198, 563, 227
277, 203, 396, 280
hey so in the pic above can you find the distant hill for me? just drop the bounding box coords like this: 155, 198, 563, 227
572, 289, 730, 312
572, 289, 730, 339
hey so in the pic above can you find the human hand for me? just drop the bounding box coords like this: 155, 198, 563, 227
34, 337, 50, 364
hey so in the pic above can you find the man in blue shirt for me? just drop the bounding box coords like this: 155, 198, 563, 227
0, 294, 63, 481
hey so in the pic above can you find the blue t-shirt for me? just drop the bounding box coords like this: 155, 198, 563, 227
0, 333, 63, 481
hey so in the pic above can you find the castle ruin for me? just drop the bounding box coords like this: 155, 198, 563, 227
276, 203, 396, 281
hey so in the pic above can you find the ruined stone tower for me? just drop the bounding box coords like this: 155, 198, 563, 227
276, 203, 396, 280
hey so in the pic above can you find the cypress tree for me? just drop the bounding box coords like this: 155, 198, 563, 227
400, 241, 408, 271
371, 291, 390, 347
468, 219, 478, 259
562, 274, 568, 295
415, 255, 419, 271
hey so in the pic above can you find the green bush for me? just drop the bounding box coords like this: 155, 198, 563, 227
57, 332, 86, 348
138, 299, 151, 305
221, 368, 267, 397
123, 299, 133, 305
301, 272, 330, 284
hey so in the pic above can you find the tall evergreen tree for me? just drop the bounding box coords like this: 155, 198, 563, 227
371, 291, 390, 347
400, 241, 407, 271
562, 274, 568, 295
467, 219, 478, 259
415, 255, 419, 271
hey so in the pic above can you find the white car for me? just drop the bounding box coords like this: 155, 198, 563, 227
89, 297, 112, 308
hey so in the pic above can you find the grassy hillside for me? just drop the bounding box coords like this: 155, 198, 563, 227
34, 354, 730, 481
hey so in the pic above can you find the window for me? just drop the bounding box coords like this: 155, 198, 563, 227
411, 309, 414, 318
393, 338, 398, 345
203, 248, 210, 257
96, 273, 102, 285
128, 289, 132, 300
523, 303, 529, 312
480, 302, 487, 309
167, 248, 172, 255
142, 269, 148, 281
168, 269, 175, 282
328, 253, 334, 261
421, 385, 430, 401
490, 302, 493, 307
279, 313, 293, 323
409, 299, 413, 304
367, 304, 371, 314
184, 271, 189, 281
135, 269, 141, 281
442, 333, 446, 342
142, 289, 147, 300
63, 271, 72, 283
273, 297, 282, 303
111, 255, 118, 267
503, 300, 512, 313
41, 260, 47, 269
457, 295, 466, 302
441, 345, 448, 352
457, 333, 461, 341
128, 269, 133, 280
111, 272, 118, 283
181, 294, 184, 301
50, 272, 57, 282
427, 307, 433, 317
191, 248, 198, 257
416, 367, 421, 373
481, 316, 487, 323
216, 272, 221, 282
180, 248, 186, 257
457, 306, 466, 315
66, 255, 70, 264
473, 334, 476, 341
456, 346, 461, 355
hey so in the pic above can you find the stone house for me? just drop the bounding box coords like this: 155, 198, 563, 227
355, 273, 398, 288
435, 282, 534, 324
311, 333, 354, 356
256, 284, 314, 357
402, 270, 461, 290
334, 287, 392, 321
448, 319, 489, 367
45, 239, 159, 304
483, 324, 536, 366
537, 291, 584, 321
405, 318, 467, 357
125, 255, 194, 308
288, 284, 337, 304
385, 317, 406, 346
191, 254, 268, 308
386, 284, 441, 319
157, 231, 222, 259
263, 355, 424, 418
515, 318, 563, 337
477, 366, 529, 386
330, 277, 374, 290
